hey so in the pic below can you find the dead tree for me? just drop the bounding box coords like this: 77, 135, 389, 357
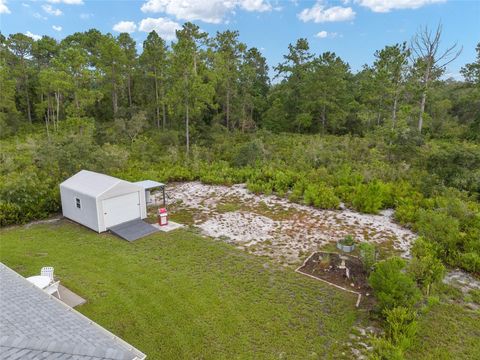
410, 23, 462, 133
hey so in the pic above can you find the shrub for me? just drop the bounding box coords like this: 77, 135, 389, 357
458, 252, 480, 274
233, 139, 265, 167
358, 242, 377, 274
415, 209, 461, 265
0, 202, 22, 226
339, 235, 355, 246
370, 336, 405, 360
352, 181, 391, 214
289, 179, 307, 202
383, 306, 418, 350
303, 183, 340, 209
368, 257, 421, 311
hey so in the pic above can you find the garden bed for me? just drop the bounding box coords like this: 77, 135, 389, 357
296, 252, 371, 296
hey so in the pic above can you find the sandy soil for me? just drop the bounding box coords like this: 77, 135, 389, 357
166, 182, 417, 266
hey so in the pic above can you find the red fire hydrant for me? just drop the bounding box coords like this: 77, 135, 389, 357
158, 207, 168, 226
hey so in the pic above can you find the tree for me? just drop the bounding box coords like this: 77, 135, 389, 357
6, 33, 34, 122
408, 237, 445, 295
305, 52, 351, 133
117, 33, 137, 108
114, 111, 148, 143
238, 47, 269, 130
274, 38, 313, 130
170, 23, 215, 154
368, 257, 421, 311
461, 43, 480, 85
373, 43, 410, 128
97, 34, 125, 116
410, 23, 462, 132
140, 31, 169, 129
358, 242, 377, 274
213, 30, 244, 130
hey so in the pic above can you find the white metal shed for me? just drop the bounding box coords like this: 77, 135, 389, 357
60, 170, 147, 233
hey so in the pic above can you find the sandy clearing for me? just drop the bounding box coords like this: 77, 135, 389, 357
165, 182, 417, 265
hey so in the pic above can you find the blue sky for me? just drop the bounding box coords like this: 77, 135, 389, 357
1, 0, 478, 79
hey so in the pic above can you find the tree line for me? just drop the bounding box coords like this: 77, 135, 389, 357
1, 23, 479, 145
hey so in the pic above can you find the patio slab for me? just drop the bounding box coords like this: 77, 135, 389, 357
152, 221, 184, 232
53, 284, 86, 307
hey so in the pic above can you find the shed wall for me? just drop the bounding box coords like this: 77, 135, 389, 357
60, 186, 100, 232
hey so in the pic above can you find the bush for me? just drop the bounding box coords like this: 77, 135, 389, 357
303, 183, 340, 209
339, 235, 355, 246
352, 181, 392, 214
458, 252, 480, 273
415, 209, 461, 265
358, 242, 377, 274
233, 139, 265, 167
368, 257, 421, 311
383, 306, 418, 350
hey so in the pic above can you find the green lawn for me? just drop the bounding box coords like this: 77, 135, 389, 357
0, 220, 358, 359
407, 302, 480, 360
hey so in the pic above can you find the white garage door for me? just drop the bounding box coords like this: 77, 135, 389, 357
102, 192, 141, 228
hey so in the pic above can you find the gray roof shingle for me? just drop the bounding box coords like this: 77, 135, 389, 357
0, 263, 146, 360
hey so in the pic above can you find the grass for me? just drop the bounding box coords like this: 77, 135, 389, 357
407, 302, 480, 360
0, 220, 358, 359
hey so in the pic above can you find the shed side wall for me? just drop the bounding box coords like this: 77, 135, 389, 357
60, 186, 100, 232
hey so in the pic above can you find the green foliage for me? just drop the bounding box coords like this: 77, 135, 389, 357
368, 257, 421, 311
457, 252, 480, 273
415, 209, 461, 265
340, 235, 355, 246
352, 181, 392, 214
303, 183, 340, 209
358, 242, 377, 273
233, 139, 265, 167
383, 306, 418, 350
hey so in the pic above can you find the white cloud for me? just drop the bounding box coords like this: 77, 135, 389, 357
79, 13, 92, 19
52, 25, 62, 31
138, 17, 181, 40
0, 0, 10, 14
240, 0, 272, 12
315, 30, 340, 38
33, 12, 48, 20
298, 1, 355, 23
113, 20, 137, 33
355, 0, 445, 12
140, 0, 272, 24
25, 31, 42, 41
22, 3, 30, 8
42, 4, 63, 16
47, 0, 84, 4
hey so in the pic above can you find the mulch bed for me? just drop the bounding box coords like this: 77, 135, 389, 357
297, 252, 371, 296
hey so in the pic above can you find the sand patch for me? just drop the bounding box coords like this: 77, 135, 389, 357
165, 182, 417, 265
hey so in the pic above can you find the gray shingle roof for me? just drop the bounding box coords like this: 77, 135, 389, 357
0, 263, 146, 360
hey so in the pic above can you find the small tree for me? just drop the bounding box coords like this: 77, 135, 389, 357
359, 242, 377, 274
368, 257, 421, 311
408, 237, 445, 295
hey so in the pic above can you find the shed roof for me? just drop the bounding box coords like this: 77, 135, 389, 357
133, 180, 165, 190
0, 263, 146, 360
61, 170, 134, 198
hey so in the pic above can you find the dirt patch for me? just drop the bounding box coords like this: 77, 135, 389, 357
297, 252, 370, 295
164, 182, 417, 266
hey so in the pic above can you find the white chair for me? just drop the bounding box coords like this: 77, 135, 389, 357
40, 267, 54, 283
44, 281, 61, 299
